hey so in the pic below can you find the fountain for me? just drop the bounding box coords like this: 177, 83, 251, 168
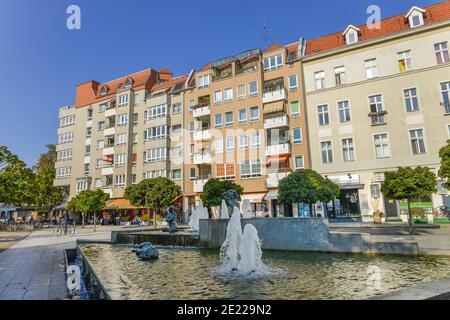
238, 224, 263, 275
188, 205, 199, 231
219, 207, 243, 271
220, 200, 229, 219
241, 199, 252, 219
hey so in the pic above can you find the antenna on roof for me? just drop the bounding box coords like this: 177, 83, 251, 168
262, 14, 270, 45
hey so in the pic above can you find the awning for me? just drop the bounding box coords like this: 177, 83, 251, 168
267, 154, 289, 165
263, 190, 278, 201
339, 184, 365, 190
263, 101, 285, 114
241, 193, 266, 203
105, 198, 139, 210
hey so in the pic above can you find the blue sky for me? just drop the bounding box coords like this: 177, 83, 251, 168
0, 0, 437, 166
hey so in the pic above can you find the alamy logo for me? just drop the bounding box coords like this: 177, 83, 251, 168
66, 265, 81, 292
66, 5, 81, 30
367, 5, 382, 30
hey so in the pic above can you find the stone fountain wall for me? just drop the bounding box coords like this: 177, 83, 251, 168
199, 218, 420, 255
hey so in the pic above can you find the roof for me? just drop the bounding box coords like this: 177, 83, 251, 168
264, 43, 282, 53
105, 198, 141, 210
305, 1, 450, 56
151, 75, 188, 93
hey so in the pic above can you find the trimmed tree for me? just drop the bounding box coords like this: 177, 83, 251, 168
125, 177, 181, 228
201, 178, 244, 208
67, 189, 110, 231
438, 141, 450, 189
382, 167, 436, 234
278, 169, 340, 217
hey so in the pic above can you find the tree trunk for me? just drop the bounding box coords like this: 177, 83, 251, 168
407, 199, 414, 235
153, 208, 156, 229
93, 211, 96, 232
82, 212, 85, 228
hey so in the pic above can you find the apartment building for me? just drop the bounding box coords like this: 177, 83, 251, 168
302, 2, 450, 221
183, 43, 310, 217
54, 68, 190, 203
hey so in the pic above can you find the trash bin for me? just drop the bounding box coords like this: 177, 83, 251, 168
373, 210, 383, 224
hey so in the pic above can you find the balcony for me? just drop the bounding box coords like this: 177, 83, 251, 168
193, 129, 211, 142
193, 153, 212, 165
369, 111, 387, 126
266, 143, 291, 156
263, 88, 286, 104
102, 147, 114, 156
104, 127, 115, 136
105, 108, 116, 117
266, 172, 290, 188
193, 104, 211, 118
101, 167, 114, 176
264, 114, 289, 129
193, 178, 209, 193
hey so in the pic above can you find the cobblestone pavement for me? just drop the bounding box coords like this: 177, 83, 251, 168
0, 226, 120, 300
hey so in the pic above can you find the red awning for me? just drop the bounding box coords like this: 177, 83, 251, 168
266, 154, 288, 165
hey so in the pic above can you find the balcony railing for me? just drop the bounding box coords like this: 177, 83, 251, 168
193, 129, 211, 142
369, 111, 387, 126
262, 88, 286, 104
193, 104, 211, 118
266, 172, 291, 188
265, 143, 291, 156
193, 178, 210, 193
193, 153, 212, 165
264, 114, 289, 129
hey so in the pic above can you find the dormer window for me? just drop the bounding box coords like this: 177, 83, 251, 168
100, 87, 107, 96
125, 79, 132, 88
406, 6, 426, 28
343, 25, 360, 45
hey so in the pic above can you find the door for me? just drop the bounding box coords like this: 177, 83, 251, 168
384, 197, 399, 218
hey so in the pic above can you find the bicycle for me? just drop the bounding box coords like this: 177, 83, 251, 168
432, 206, 450, 218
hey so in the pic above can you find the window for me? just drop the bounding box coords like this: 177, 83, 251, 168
441, 82, 450, 114
115, 175, 126, 187
118, 94, 129, 106
76, 181, 88, 194
117, 114, 128, 126
216, 163, 235, 179
100, 87, 107, 96
116, 133, 127, 146
98, 121, 105, 131
132, 174, 137, 185
189, 121, 195, 134
408, 10, 424, 28
87, 109, 93, 120
374, 134, 390, 158
237, 85, 246, 99
171, 146, 182, 158
288, 75, 298, 90
334, 66, 346, 86
248, 81, 258, 96
291, 101, 300, 117
215, 138, 223, 153
133, 133, 138, 144
144, 148, 167, 162
198, 75, 210, 88
398, 51, 412, 72
224, 88, 233, 102
58, 132, 74, 144
125, 79, 132, 88
410, 129, 426, 155
144, 170, 166, 179
86, 127, 92, 138
213, 91, 222, 104
188, 100, 195, 113
116, 153, 126, 167
172, 169, 182, 181
294, 156, 304, 170
145, 104, 167, 119
369, 95, 385, 125
345, 29, 358, 44
240, 160, 262, 178
252, 132, 260, 148
214, 113, 223, 128
60, 115, 75, 127
404, 88, 420, 112
238, 108, 247, 124
99, 103, 106, 113
57, 149, 72, 161
134, 94, 139, 106
320, 141, 333, 164
317, 105, 329, 126
225, 111, 234, 126
57, 167, 71, 178
435, 42, 449, 64
83, 163, 90, 174
250, 106, 259, 122
263, 54, 283, 71
96, 139, 104, 149
292, 128, 302, 145
338, 100, 351, 123
365, 59, 378, 79
239, 135, 249, 149
226, 136, 234, 151
189, 168, 196, 180
172, 103, 182, 113
145, 125, 167, 140
315, 71, 325, 90
85, 145, 91, 156
342, 138, 355, 162
95, 178, 102, 189
133, 113, 138, 124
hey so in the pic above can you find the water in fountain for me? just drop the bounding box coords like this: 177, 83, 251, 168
241, 199, 252, 219
188, 205, 199, 231
220, 200, 229, 219
237, 224, 264, 275
219, 207, 242, 271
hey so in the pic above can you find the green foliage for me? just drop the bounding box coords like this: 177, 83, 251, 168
125, 177, 181, 211
201, 178, 243, 208
439, 141, 450, 189
0, 146, 35, 206
278, 169, 340, 205
382, 167, 437, 200
67, 189, 110, 213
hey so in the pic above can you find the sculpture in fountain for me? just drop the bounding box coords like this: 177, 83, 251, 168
164, 206, 177, 233
132, 242, 159, 260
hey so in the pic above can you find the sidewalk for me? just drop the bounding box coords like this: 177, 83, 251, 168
0, 226, 118, 300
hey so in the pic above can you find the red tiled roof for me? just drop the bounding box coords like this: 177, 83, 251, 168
264, 43, 282, 53
306, 1, 450, 56
151, 75, 188, 92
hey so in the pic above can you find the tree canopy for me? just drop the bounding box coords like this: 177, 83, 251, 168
382, 167, 436, 200
67, 189, 110, 213
278, 169, 340, 206
201, 178, 243, 208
